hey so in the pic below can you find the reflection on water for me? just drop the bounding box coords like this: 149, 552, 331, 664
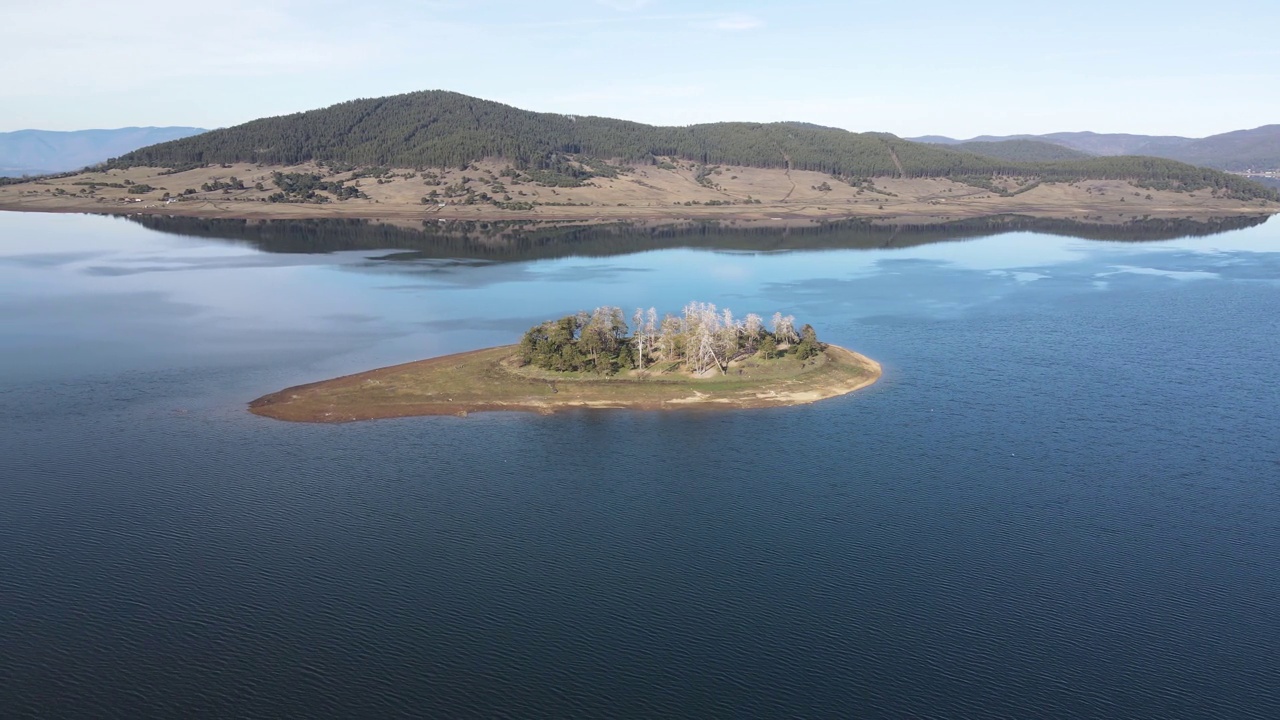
125, 213, 1272, 261
2, 211, 1280, 718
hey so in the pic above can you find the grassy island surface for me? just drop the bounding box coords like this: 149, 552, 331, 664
249, 344, 881, 423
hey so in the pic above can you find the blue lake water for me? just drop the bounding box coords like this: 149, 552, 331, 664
2, 212, 1279, 718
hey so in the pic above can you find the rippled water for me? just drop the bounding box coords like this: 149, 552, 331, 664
2, 212, 1279, 718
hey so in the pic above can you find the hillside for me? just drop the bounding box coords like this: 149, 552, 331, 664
111, 90, 1000, 177
0, 127, 206, 176
5, 158, 1275, 222
952, 140, 1092, 162
912, 131, 1189, 155
913, 126, 1280, 172
103, 90, 1274, 201
1149, 125, 1280, 172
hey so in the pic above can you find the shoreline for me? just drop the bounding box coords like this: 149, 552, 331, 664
1, 199, 1274, 226
248, 344, 883, 423
4, 162, 1275, 225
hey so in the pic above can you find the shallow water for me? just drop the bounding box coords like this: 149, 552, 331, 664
2, 212, 1279, 718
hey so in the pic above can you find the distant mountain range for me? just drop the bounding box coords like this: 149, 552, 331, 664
911, 127, 1280, 172
948, 140, 1093, 163
0, 127, 207, 176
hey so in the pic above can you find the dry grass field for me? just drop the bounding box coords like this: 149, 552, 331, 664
248, 344, 882, 423
2, 158, 1275, 223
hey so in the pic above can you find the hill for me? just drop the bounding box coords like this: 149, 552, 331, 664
951, 140, 1091, 162
104, 90, 1274, 200
913, 126, 1280, 172
0, 127, 207, 176
110, 90, 997, 177
913, 131, 1192, 156
1148, 125, 1280, 172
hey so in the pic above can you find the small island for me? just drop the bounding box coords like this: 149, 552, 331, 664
250, 303, 881, 422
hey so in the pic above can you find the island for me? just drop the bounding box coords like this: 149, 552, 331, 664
249, 303, 881, 422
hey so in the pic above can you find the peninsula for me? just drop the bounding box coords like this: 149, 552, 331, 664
249, 304, 881, 422
3, 91, 1276, 223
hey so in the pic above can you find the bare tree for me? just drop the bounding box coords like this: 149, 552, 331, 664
632, 308, 647, 370
742, 313, 764, 351
683, 301, 726, 374
772, 312, 799, 345
632, 307, 658, 370
718, 307, 742, 363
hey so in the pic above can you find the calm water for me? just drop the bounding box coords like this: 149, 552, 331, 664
2, 212, 1279, 718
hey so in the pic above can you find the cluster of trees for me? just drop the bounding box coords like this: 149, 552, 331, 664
518, 302, 823, 376
267, 172, 364, 203
103, 90, 1278, 201
200, 177, 245, 192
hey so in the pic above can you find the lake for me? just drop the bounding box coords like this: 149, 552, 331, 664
2, 212, 1279, 718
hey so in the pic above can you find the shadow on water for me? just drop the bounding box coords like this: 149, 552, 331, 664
124, 213, 1271, 262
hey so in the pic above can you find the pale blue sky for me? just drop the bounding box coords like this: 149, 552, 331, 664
4, 0, 1277, 138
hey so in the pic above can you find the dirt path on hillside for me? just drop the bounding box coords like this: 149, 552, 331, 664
780, 151, 797, 201
888, 147, 906, 178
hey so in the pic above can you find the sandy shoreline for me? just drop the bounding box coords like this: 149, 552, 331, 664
248, 345, 883, 423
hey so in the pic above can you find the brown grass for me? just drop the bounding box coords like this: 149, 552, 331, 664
2, 160, 1274, 223
248, 344, 882, 423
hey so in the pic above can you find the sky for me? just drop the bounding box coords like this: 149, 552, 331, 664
3, 0, 1277, 138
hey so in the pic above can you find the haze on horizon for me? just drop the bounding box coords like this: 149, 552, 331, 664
4, 0, 1276, 139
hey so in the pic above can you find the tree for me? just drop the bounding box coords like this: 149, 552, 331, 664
717, 307, 741, 364
519, 302, 823, 376
683, 301, 735, 374
772, 312, 799, 345
632, 307, 658, 370
794, 324, 822, 360
758, 334, 778, 359
742, 313, 764, 352
658, 314, 684, 364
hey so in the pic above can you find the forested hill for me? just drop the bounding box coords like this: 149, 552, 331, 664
107, 90, 990, 175
108, 90, 1277, 200
952, 139, 1091, 163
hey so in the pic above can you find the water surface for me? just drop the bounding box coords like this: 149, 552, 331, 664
2, 212, 1279, 718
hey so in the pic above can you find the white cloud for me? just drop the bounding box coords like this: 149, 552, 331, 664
0, 0, 385, 95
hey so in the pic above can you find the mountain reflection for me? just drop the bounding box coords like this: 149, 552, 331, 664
125, 214, 1271, 262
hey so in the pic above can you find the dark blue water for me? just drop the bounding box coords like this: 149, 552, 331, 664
3, 212, 1279, 718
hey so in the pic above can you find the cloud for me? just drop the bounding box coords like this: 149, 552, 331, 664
712, 14, 764, 31
0, 0, 386, 94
